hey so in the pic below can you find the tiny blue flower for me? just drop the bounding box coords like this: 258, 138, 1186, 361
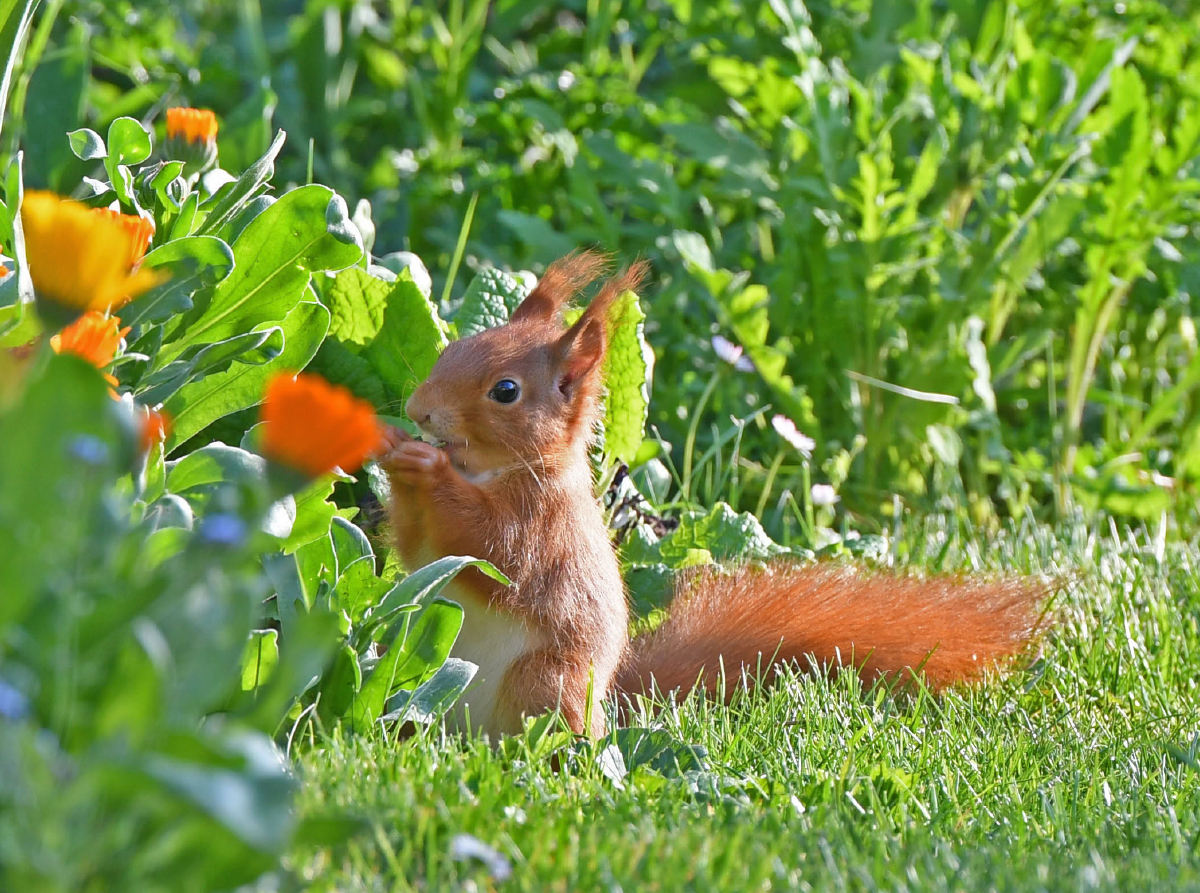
198, 512, 248, 548
67, 434, 110, 466
0, 679, 29, 721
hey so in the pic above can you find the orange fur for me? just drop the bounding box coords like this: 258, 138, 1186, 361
379, 252, 1050, 739
618, 563, 1048, 699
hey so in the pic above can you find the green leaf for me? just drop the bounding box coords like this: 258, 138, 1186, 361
121, 235, 235, 330
167, 443, 268, 494
316, 643, 363, 727
282, 473, 339, 553
563, 287, 653, 463
139, 730, 297, 852
359, 555, 510, 647
381, 657, 477, 724
454, 266, 535, 337
658, 503, 787, 566
0, 0, 40, 150
104, 117, 152, 207
107, 116, 152, 165
310, 266, 446, 408
349, 597, 463, 730
194, 129, 286, 238
0, 354, 117, 628
241, 630, 279, 690
165, 299, 330, 450
599, 289, 653, 463
138, 327, 284, 406
162, 186, 359, 363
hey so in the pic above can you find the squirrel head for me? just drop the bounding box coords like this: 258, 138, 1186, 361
405, 250, 648, 482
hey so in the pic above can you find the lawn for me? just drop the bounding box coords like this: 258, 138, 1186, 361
1, 1, 1199, 891
289, 521, 1200, 890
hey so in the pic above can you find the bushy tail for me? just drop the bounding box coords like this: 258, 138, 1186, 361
617, 563, 1050, 698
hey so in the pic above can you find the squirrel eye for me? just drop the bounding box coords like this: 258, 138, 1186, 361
488, 379, 521, 404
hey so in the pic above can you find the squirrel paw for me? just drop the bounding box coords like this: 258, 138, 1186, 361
377, 424, 415, 455
378, 438, 448, 484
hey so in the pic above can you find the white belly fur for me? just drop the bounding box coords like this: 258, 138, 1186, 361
440, 577, 539, 734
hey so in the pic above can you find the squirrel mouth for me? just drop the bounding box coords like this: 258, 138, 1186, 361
417, 429, 459, 451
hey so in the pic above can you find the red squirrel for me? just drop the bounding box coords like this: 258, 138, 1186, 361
378, 251, 1046, 738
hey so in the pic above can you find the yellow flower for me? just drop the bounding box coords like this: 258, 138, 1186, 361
21, 192, 165, 314
92, 207, 155, 268
260, 372, 383, 477
166, 107, 218, 145
50, 310, 130, 388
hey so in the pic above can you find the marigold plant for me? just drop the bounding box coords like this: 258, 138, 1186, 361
50, 311, 130, 387
139, 407, 172, 453
21, 192, 164, 313
92, 208, 155, 268
260, 372, 384, 477
166, 107, 218, 145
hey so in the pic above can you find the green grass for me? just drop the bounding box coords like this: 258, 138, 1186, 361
289, 521, 1200, 890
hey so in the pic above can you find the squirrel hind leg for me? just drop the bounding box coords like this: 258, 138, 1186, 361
493, 649, 608, 738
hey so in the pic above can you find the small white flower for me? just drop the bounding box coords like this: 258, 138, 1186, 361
711, 334, 743, 365
810, 483, 840, 507
771, 415, 815, 457
557, 70, 576, 91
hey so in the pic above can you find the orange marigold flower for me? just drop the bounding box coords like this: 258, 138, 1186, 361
260, 372, 384, 477
21, 191, 166, 313
139, 407, 173, 452
166, 107, 218, 145
50, 310, 130, 387
92, 208, 154, 268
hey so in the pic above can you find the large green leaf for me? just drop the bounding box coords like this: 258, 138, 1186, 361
453, 266, 535, 337
194, 129, 286, 238
310, 266, 446, 409
564, 288, 654, 464
165, 299, 330, 451
348, 597, 463, 730
600, 289, 654, 463
121, 235, 235, 330
0, 355, 116, 628
161, 185, 359, 364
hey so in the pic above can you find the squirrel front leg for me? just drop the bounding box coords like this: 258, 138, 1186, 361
377, 427, 503, 597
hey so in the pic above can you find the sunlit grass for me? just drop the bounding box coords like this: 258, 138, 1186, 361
291, 518, 1200, 890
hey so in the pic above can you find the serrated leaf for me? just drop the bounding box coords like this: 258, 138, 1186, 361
600, 289, 653, 463
658, 503, 787, 566
311, 266, 446, 409
454, 266, 535, 337
564, 288, 653, 463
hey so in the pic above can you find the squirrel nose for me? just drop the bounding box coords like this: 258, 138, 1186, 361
405, 388, 431, 426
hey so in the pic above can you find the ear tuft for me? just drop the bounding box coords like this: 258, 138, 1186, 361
510, 249, 612, 325
554, 259, 651, 394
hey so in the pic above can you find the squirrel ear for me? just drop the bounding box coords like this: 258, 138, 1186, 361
553, 259, 651, 394
511, 249, 610, 325
555, 315, 607, 393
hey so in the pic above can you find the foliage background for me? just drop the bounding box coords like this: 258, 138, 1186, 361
17, 0, 1200, 533
2, 0, 1200, 890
